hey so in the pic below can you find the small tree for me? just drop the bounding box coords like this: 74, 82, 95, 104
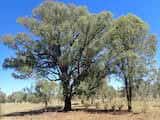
35, 80, 56, 111
105, 14, 156, 112
97, 79, 116, 103
0, 90, 6, 103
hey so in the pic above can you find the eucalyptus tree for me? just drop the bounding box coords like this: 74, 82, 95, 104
105, 14, 157, 111
1, 1, 112, 111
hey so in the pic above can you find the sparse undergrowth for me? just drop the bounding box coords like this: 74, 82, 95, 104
1, 101, 160, 120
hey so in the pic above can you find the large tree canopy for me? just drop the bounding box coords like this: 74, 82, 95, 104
1, 1, 112, 111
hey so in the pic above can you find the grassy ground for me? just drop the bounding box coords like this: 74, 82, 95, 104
1, 101, 160, 120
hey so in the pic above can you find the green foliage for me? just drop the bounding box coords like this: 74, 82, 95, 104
7, 91, 26, 103
105, 14, 157, 111
35, 80, 56, 106
0, 90, 6, 103
26, 94, 39, 103
0, 1, 157, 112
1, 1, 113, 111
76, 73, 103, 100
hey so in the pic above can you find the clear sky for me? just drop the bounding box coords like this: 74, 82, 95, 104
0, 0, 159, 94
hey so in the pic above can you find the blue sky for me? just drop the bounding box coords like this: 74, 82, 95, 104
0, 0, 160, 94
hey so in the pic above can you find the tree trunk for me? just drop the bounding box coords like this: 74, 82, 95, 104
126, 90, 132, 112
128, 79, 132, 112
62, 80, 72, 112
44, 100, 48, 112
91, 96, 94, 104
101, 96, 105, 103
60, 66, 73, 112
128, 100, 132, 112
124, 77, 132, 112
63, 95, 72, 111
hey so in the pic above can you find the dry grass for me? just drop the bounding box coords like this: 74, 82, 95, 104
1, 100, 160, 120
0, 103, 44, 115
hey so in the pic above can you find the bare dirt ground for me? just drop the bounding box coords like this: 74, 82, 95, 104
1, 102, 160, 120
2, 111, 160, 120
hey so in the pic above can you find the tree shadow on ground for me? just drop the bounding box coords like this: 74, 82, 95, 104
2, 105, 139, 118
73, 108, 135, 115
1, 106, 62, 117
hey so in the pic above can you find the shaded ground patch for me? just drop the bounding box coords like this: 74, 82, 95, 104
2, 106, 62, 117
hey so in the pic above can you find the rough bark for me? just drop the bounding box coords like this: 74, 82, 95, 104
128, 79, 132, 112
63, 94, 72, 111
124, 76, 132, 112
62, 79, 72, 111
60, 66, 72, 112
44, 100, 48, 112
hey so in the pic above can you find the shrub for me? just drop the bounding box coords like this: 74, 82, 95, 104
117, 104, 124, 111
95, 102, 100, 109
83, 102, 90, 109
104, 103, 108, 111
141, 101, 149, 113
111, 104, 116, 111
